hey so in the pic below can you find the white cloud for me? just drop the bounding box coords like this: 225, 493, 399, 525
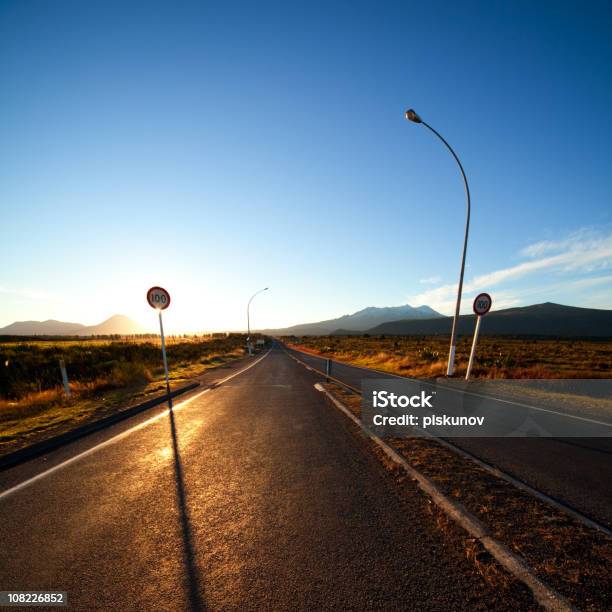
519, 228, 596, 258
567, 274, 612, 289
410, 228, 612, 314
419, 275, 442, 284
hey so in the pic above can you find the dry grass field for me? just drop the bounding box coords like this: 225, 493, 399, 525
286, 335, 612, 379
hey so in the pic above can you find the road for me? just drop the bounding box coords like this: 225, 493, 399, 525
0, 346, 534, 610
285, 346, 612, 529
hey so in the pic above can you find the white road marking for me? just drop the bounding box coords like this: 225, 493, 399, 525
0, 351, 270, 501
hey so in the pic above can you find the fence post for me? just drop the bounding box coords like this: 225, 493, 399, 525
59, 359, 71, 398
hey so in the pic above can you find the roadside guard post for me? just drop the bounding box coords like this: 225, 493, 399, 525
147, 286, 172, 407
59, 359, 71, 398
325, 358, 331, 382
465, 293, 492, 380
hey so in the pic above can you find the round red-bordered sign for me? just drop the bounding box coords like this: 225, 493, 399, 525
147, 286, 171, 310
473, 292, 492, 316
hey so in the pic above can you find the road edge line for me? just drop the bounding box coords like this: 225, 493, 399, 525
0, 350, 271, 500
313, 383, 577, 612
0, 381, 201, 471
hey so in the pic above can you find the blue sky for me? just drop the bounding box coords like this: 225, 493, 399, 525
1, 0, 611, 333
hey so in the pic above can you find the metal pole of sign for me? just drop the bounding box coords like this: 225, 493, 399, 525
465, 315, 482, 381
158, 310, 172, 409
59, 359, 71, 398
147, 286, 172, 406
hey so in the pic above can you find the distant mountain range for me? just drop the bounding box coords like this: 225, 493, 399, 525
3, 302, 610, 338
263, 304, 442, 336
0, 314, 146, 337
336, 303, 612, 337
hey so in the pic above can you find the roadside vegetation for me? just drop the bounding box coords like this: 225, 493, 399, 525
0, 334, 255, 455
285, 335, 612, 379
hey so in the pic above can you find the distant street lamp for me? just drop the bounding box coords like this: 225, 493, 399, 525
247, 287, 269, 354
405, 108, 471, 376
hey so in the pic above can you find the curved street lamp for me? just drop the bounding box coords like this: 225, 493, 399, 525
405, 108, 471, 376
247, 287, 269, 354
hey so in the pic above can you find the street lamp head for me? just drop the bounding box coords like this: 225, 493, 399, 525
405, 109, 422, 123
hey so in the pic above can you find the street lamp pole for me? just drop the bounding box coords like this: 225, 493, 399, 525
405, 109, 471, 376
247, 287, 269, 354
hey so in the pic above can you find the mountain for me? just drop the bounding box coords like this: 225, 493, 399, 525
79, 314, 146, 336
0, 320, 86, 336
0, 314, 146, 336
264, 304, 442, 336
366, 303, 612, 337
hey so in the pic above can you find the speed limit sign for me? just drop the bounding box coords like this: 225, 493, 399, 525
466, 292, 492, 381
147, 286, 171, 310
147, 286, 172, 409
473, 292, 492, 316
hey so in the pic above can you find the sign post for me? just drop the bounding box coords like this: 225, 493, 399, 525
465, 292, 492, 381
147, 286, 172, 407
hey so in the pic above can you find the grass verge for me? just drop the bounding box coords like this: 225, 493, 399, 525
286, 335, 612, 379
0, 350, 245, 458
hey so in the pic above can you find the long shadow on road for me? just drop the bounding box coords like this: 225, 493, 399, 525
168, 399, 207, 611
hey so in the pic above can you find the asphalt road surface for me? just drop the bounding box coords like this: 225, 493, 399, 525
0, 346, 535, 611
285, 346, 612, 529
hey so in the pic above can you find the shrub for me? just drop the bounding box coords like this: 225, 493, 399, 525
108, 362, 152, 388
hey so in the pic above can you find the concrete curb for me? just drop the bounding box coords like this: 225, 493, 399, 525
312, 382, 578, 612
0, 382, 200, 471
